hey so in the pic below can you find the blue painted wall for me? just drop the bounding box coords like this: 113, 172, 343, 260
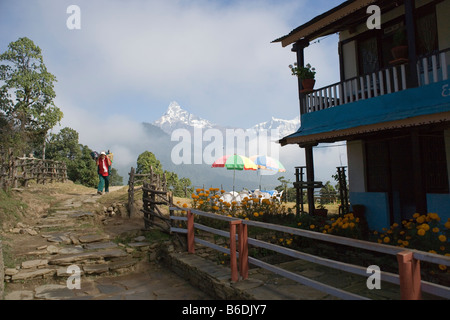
427, 193, 450, 223
349, 192, 390, 232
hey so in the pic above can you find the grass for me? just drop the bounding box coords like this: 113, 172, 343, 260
0, 189, 28, 228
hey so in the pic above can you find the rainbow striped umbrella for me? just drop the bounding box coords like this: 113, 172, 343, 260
212, 154, 257, 191
250, 155, 286, 190
250, 155, 286, 172
212, 154, 258, 171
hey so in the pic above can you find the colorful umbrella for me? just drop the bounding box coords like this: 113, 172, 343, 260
250, 155, 286, 190
250, 155, 286, 172
212, 154, 258, 171
212, 154, 258, 191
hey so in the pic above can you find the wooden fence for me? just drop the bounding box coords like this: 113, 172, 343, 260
127, 167, 174, 232
0, 149, 67, 190
169, 207, 450, 300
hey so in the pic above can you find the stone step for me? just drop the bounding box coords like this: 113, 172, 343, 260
11, 268, 56, 281
48, 249, 128, 266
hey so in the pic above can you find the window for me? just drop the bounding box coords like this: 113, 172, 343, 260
416, 10, 438, 57
358, 36, 380, 75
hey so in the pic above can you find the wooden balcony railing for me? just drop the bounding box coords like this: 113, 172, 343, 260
302, 48, 450, 114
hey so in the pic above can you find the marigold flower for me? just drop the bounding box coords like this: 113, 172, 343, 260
439, 264, 447, 271
432, 227, 440, 233
438, 235, 447, 242
416, 215, 425, 224
182, 203, 188, 208
383, 237, 390, 243
417, 229, 426, 236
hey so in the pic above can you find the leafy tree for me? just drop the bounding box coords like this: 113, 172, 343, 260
109, 167, 124, 186
136, 151, 163, 175
0, 37, 63, 156
67, 144, 98, 188
45, 127, 100, 188
135, 151, 192, 197
319, 181, 337, 204
45, 127, 80, 161
165, 171, 193, 197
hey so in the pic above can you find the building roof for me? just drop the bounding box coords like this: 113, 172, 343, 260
272, 0, 398, 47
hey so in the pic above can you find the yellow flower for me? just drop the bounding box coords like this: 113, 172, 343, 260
413, 213, 420, 219
182, 203, 188, 208
439, 264, 447, 271
383, 237, 390, 243
445, 220, 450, 229
253, 212, 259, 217
417, 229, 426, 236
416, 215, 425, 224
428, 213, 440, 221
432, 227, 440, 233
310, 225, 315, 229
438, 235, 447, 242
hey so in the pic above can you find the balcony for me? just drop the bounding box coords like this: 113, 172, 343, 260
302, 48, 450, 114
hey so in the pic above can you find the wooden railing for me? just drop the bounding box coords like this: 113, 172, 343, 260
127, 166, 172, 227
303, 48, 449, 114
0, 149, 67, 190
169, 207, 450, 300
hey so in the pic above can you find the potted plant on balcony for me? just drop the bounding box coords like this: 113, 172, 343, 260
390, 28, 408, 63
289, 63, 316, 93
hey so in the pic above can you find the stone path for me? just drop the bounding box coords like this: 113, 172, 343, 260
3, 190, 211, 300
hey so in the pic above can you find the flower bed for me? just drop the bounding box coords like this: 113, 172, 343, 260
186, 188, 450, 279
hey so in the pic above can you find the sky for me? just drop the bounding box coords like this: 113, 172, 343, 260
0, 0, 348, 185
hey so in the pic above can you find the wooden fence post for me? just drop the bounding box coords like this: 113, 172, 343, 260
397, 251, 422, 300
230, 220, 240, 282
238, 222, 249, 280
187, 210, 195, 254
128, 167, 135, 217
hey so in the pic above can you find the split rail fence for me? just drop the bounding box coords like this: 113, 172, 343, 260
169, 207, 450, 300
127, 167, 174, 232
0, 149, 67, 190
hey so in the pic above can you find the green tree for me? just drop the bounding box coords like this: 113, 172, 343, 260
45, 127, 80, 161
136, 151, 163, 175
165, 171, 192, 197
67, 144, 98, 188
109, 167, 124, 186
0, 37, 63, 156
319, 181, 337, 205
45, 127, 99, 188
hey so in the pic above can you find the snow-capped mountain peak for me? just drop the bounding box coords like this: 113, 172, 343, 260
153, 101, 300, 138
154, 101, 215, 134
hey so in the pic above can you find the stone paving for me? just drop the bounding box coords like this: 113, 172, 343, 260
2, 190, 211, 300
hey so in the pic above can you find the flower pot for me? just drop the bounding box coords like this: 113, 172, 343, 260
391, 46, 408, 61
301, 79, 316, 93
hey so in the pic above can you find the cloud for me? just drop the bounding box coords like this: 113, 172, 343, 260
2, 0, 348, 185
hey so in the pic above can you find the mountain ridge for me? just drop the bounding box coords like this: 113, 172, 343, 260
153, 101, 300, 138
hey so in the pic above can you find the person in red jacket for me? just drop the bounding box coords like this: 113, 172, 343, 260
96, 151, 112, 195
